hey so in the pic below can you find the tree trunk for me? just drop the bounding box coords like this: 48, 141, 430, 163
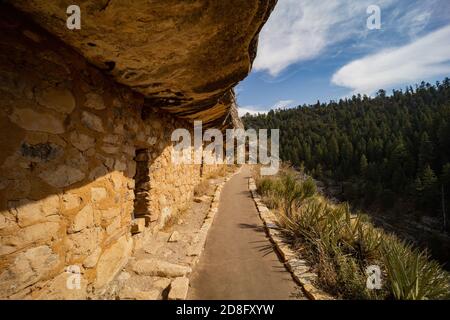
442, 184, 447, 232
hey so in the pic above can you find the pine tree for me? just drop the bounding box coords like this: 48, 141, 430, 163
360, 154, 368, 176
418, 132, 434, 170
242, 77, 450, 219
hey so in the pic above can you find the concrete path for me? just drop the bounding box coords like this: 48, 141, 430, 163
188, 166, 301, 300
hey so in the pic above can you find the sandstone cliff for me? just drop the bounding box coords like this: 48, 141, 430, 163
10, 0, 277, 129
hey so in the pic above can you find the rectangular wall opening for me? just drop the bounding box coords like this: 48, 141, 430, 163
132, 149, 151, 232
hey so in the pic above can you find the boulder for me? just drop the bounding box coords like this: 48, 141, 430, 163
95, 235, 132, 288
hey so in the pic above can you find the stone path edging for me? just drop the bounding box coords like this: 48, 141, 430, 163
248, 177, 333, 300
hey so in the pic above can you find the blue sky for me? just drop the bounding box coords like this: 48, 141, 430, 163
237, 0, 450, 116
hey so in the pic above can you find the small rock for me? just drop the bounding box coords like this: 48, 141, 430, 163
91, 187, 107, 203
131, 259, 191, 278
62, 193, 82, 210
85, 93, 106, 110
117, 271, 131, 282
83, 247, 102, 268
147, 136, 157, 145
168, 231, 180, 242
70, 131, 95, 151
81, 111, 104, 132
69, 204, 94, 233
194, 195, 209, 203
102, 134, 120, 144
9, 108, 65, 134
153, 277, 171, 291
101, 144, 120, 154
131, 218, 146, 234
118, 286, 161, 300
168, 277, 189, 300
36, 86, 76, 114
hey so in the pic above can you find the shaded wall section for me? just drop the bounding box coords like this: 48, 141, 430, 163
0, 8, 221, 299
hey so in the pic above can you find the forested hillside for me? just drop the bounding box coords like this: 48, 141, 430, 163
243, 78, 450, 227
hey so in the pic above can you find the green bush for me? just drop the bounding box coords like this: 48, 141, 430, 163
256, 170, 450, 300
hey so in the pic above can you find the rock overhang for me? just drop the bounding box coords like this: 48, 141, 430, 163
9, 0, 277, 130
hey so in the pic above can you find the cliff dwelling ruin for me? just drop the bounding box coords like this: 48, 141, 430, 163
0, 0, 276, 299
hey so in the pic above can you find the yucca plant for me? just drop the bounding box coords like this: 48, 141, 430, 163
256, 169, 450, 300
382, 237, 450, 300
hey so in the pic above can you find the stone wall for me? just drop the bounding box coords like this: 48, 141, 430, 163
0, 12, 221, 299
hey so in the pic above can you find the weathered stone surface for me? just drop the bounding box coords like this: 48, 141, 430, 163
0, 2, 252, 298
35, 271, 88, 300
117, 271, 131, 283
168, 231, 180, 243
131, 218, 145, 234
106, 216, 121, 235
20, 142, 63, 162
22, 29, 41, 43
9, 108, 65, 134
101, 144, 119, 154
36, 86, 76, 114
153, 277, 172, 291
122, 145, 135, 157
109, 173, 122, 191
147, 137, 157, 146
194, 195, 209, 203
10, 0, 276, 128
168, 277, 189, 300
113, 159, 127, 171
11, 195, 59, 227
0, 245, 59, 298
89, 165, 109, 181
85, 93, 106, 110
103, 134, 120, 144
39, 165, 85, 188
69, 131, 95, 151
66, 227, 102, 260
83, 247, 102, 268
81, 111, 104, 132
131, 259, 191, 278
3, 222, 59, 250
95, 235, 132, 288
69, 204, 94, 233
91, 187, 107, 203
101, 207, 121, 221
118, 286, 161, 300
62, 193, 82, 210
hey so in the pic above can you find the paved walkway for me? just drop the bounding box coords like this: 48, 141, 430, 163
188, 166, 301, 300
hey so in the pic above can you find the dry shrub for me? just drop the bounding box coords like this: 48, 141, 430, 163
194, 179, 211, 197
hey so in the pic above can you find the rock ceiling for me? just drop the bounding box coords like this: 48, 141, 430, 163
10, 0, 277, 129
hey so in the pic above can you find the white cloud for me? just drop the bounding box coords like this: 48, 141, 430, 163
271, 99, 294, 110
239, 100, 295, 116
331, 24, 450, 95
253, 0, 395, 76
238, 106, 268, 117
391, 0, 438, 39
